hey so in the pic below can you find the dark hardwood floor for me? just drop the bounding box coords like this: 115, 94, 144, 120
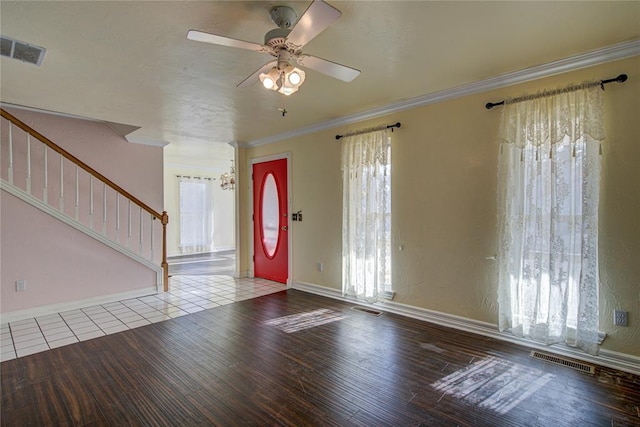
2, 290, 639, 426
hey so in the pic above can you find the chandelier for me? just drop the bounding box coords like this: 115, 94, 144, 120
220, 160, 236, 190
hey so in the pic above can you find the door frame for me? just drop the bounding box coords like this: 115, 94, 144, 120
249, 152, 292, 286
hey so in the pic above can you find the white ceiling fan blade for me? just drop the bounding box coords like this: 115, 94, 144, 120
297, 55, 360, 82
237, 60, 278, 88
286, 0, 341, 48
187, 30, 268, 53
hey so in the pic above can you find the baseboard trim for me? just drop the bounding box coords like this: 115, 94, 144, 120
293, 281, 343, 299
291, 281, 640, 376
233, 270, 250, 279
0, 287, 157, 324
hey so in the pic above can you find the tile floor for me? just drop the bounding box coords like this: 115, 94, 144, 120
0, 275, 287, 362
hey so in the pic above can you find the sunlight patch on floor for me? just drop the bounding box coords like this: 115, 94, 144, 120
431, 356, 554, 415
263, 309, 345, 333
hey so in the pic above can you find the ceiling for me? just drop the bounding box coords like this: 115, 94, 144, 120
1, 1, 639, 152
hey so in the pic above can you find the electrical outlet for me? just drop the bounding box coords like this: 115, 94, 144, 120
317, 262, 323, 272
614, 310, 628, 327
16, 280, 26, 292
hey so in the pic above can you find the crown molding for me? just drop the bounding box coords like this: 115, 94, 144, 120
125, 134, 170, 147
0, 102, 166, 146
241, 39, 640, 148
0, 102, 101, 122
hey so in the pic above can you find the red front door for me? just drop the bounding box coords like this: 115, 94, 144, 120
253, 158, 288, 283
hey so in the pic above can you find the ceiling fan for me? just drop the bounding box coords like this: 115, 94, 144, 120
187, 0, 360, 96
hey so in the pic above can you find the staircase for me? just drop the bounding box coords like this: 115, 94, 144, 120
0, 108, 169, 297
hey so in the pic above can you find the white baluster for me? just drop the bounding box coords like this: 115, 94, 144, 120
58, 154, 63, 211
102, 183, 107, 235
8, 124, 13, 184
127, 199, 132, 248
26, 134, 32, 194
43, 147, 48, 204
139, 207, 143, 254
115, 194, 120, 243
89, 176, 94, 228
75, 166, 80, 220
149, 214, 154, 261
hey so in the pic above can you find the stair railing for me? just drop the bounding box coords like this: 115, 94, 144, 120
0, 108, 169, 292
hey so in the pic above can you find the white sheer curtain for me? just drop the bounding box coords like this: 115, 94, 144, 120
497, 83, 604, 355
178, 176, 215, 254
342, 129, 392, 303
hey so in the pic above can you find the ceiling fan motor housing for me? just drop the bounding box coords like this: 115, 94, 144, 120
276, 49, 294, 70
264, 28, 290, 47
265, 6, 302, 54
264, 28, 304, 56
269, 6, 297, 29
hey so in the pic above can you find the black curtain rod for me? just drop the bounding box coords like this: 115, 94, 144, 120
485, 73, 628, 110
335, 122, 401, 140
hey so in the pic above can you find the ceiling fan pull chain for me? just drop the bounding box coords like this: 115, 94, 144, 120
279, 93, 288, 117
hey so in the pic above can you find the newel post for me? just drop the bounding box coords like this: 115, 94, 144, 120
161, 211, 169, 292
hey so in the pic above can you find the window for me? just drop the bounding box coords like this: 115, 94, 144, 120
341, 129, 392, 302
497, 84, 603, 355
179, 177, 215, 254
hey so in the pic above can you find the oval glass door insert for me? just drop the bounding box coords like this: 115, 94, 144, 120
261, 173, 279, 257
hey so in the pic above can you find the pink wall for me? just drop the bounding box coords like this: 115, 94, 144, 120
1, 108, 164, 314
1, 192, 157, 311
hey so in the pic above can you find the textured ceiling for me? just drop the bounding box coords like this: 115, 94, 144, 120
1, 1, 639, 150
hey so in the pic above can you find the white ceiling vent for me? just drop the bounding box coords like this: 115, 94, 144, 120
1, 35, 46, 66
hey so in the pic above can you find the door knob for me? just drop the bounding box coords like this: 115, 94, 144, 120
281, 226, 288, 231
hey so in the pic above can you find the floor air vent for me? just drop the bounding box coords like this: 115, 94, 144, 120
351, 306, 382, 316
530, 351, 595, 374
1, 35, 46, 66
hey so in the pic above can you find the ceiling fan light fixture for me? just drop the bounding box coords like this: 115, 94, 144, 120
261, 75, 275, 89
288, 70, 302, 85
280, 86, 297, 96
279, 66, 305, 95
259, 67, 281, 90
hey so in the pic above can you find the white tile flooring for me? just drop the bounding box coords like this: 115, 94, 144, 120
0, 275, 287, 362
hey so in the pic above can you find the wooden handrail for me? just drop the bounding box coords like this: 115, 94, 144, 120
1, 107, 169, 291
1, 108, 162, 219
